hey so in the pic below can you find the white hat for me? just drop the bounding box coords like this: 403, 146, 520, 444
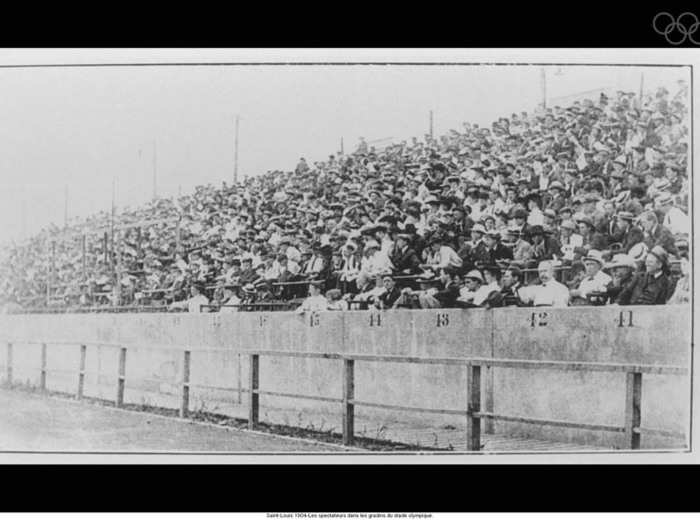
464, 269, 484, 283
605, 254, 637, 270
582, 249, 605, 267
472, 224, 487, 235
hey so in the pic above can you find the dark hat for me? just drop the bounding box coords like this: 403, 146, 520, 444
527, 225, 546, 236
512, 208, 528, 220
576, 216, 595, 229
615, 210, 636, 221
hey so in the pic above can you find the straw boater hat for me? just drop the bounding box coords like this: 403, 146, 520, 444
605, 254, 637, 270
464, 269, 484, 283
582, 249, 605, 267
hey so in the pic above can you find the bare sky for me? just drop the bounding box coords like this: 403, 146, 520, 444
0, 52, 689, 244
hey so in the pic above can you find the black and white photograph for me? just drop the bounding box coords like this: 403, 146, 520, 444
0, 49, 694, 461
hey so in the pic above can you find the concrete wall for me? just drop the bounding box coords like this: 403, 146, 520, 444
0, 305, 691, 449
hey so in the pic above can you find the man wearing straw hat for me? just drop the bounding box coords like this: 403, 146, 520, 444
569, 249, 611, 305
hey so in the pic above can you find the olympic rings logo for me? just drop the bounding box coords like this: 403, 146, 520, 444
653, 12, 700, 45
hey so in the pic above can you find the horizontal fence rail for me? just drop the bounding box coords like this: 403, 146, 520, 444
0, 338, 689, 451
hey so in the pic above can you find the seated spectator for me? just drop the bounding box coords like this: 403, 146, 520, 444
500, 264, 525, 306
638, 210, 679, 256
296, 280, 329, 312
625, 226, 649, 268
529, 225, 562, 263
457, 269, 484, 307
325, 288, 347, 310
574, 216, 608, 256
416, 268, 461, 309
558, 219, 583, 262
478, 230, 513, 267
396, 273, 439, 309
423, 235, 463, 272
473, 265, 504, 307
519, 260, 570, 307
605, 254, 638, 305
656, 192, 689, 236
390, 233, 421, 275
168, 281, 210, 313
238, 257, 258, 286
219, 284, 242, 309
614, 246, 672, 305
569, 250, 612, 305
377, 273, 402, 310
667, 256, 690, 304
510, 228, 535, 267
357, 239, 393, 289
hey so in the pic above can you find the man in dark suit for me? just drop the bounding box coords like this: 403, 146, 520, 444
390, 233, 421, 275
377, 273, 402, 309
528, 225, 562, 262
481, 230, 513, 265
615, 246, 673, 305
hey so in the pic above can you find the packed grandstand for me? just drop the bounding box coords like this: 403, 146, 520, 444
0, 84, 691, 313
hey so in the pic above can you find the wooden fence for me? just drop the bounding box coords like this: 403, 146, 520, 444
1, 339, 687, 450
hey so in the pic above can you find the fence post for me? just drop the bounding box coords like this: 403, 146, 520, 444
180, 350, 191, 418
342, 359, 355, 446
77, 344, 86, 400
237, 353, 242, 404
5, 342, 13, 385
466, 364, 482, 451
248, 354, 259, 430
40, 343, 47, 391
116, 346, 126, 407
484, 366, 494, 434
624, 371, 642, 450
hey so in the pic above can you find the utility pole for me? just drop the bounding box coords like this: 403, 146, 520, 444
541, 67, 547, 110
639, 73, 645, 103
64, 185, 68, 228
110, 176, 116, 272
21, 192, 27, 240
152, 140, 157, 201
82, 233, 87, 282
234, 114, 240, 184
340, 137, 344, 155
429, 110, 434, 139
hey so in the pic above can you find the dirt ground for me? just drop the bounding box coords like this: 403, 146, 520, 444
0, 388, 343, 453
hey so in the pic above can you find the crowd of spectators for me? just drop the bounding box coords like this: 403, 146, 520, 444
0, 82, 691, 314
